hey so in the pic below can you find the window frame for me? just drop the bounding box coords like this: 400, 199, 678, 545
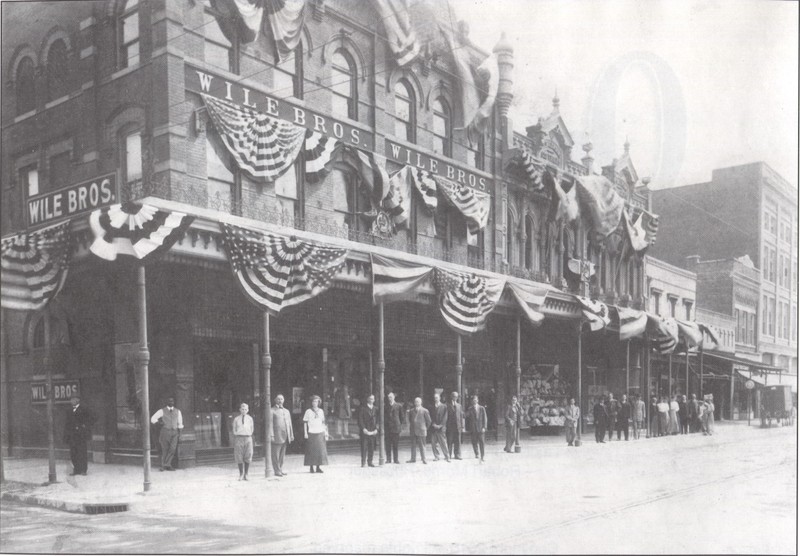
203, 6, 239, 74
46, 38, 69, 101
393, 80, 415, 143
15, 56, 37, 115
432, 97, 452, 157
119, 0, 141, 69
20, 164, 39, 197
330, 49, 357, 121
121, 128, 143, 187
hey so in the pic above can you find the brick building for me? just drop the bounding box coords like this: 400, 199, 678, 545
1, 0, 656, 465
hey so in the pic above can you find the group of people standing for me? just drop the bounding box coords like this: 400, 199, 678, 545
590, 392, 716, 444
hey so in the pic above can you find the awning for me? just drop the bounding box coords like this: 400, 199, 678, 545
701, 350, 786, 374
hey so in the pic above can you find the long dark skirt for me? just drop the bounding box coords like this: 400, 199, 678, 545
304, 432, 329, 466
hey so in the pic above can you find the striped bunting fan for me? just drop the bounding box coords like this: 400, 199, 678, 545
576, 296, 610, 331
1, 220, 72, 311
616, 306, 647, 340
520, 152, 545, 191
303, 130, 340, 185
202, 94, 306, 181
221, 223, 348, 315
89, 203, 194, 261
435, 176, 491, 233
646, 314, 679, 354
410, 168, 438, 212
433, 268, 505, 335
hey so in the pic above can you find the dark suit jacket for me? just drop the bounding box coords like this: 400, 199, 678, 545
678, 401, 689, 420
446, 401, 464, 432
465, 405, 487, 433
606, 399, 620, 417
386, 401, 406, 434
408, 407, 431, 437
593, 403, 608, 425
358, 405, 378, 435
688, 400, 699, 418
64, 405, 94, 445
618, 401, 631, 421
432, 403, 448, 432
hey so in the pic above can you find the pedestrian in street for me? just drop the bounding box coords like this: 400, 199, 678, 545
632, 395, 646, 439
465, 395, 487, 462
358, 394, 379, 467
649, 396, 659, 437
232, 402, 254, 481
385, 392, 405, 464
564, 398, 580, 446
303, 395, 329, 473
668, 395, 680, 435
703, 395, 715, 435
616, 394, 631, 441
64, 396, 95, 476
446, 391, 464, 460
606, 393, 620, 441
678, 395, 689, 435
150, 396, 182, 472
689, 393, 700, 433
407, 397, 431, 464
430, 393, 451, 462
657, 397, 670, 437
504, 395, 522, 452
270, 394, 294, 477
592, 397, 607, 443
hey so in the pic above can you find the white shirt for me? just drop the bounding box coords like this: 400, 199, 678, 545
150, 407, 184, 428
303, 408, 327, 434
657, 402, 669, 413
233, 413, 254, 436
669, 401, 680, 412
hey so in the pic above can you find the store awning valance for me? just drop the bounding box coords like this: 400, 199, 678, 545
702, 350, 786, 374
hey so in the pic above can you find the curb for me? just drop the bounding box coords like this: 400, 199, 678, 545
1, 489, 130, 514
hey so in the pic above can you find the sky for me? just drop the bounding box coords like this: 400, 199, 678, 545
455, 0, 798, 189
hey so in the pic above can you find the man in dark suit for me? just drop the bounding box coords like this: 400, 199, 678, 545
605, 393, 620, 441
678, 394, 689, 435
358, 394, 379, 467
616, 394, 631, 441
407, 397, 431, 464
688, 394, 700, 433
385, 392, 405, 464
465, 395, 487, 462
446, 391, 464, 460
64, 396, 94, 475
430, 393, 450, 462
593, 398, 607, 443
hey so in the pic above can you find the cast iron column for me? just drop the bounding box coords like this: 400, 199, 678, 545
378, 303, 386, 465
136, 265, 151, 492
645, 336, 651, 438
456, 334, 463, 399
515, 317, 522, 397
262, 312, 272, 478
577, 321, 582, 437
45, 349, 56, 484
625, 340, 630, 395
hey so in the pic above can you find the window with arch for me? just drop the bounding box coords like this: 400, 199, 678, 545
432, 97, 451, 157
46, 39, 68, 101
468, 134, 485, 170
15, 57, 36, 115
331, 167, 369, 237
32, 316, 46, 349
119, 0, 140, 68
330, 49, 357, 121
524, 216, 534, 270
121, 126, 143, 187
393, 80, 415, 143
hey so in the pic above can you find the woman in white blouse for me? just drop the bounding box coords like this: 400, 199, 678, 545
303, 395, 329, 473
668, 396, 680, 435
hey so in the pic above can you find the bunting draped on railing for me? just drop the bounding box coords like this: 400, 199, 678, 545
543, 169, 579, 223
575, 175, 626, 238
576, 296, 610, 331
433, 268, 505, 335
435, 176, 491, 233
382, 166, 413, 229
616, 306, 647, 340
623, 207, 659, 253
303, 131, 340, 185
372, 0, 420, 67
370, 254, 432, 304
410, 167, 438, 212
507, 281, 550, 326
1, 220, 72, 311
221, 223, 348, 315
518, 151, 545, 191
89, 203, 194, 261
202, 94, 306, 181
646, 314, 679, 354
265, 0, 307, 56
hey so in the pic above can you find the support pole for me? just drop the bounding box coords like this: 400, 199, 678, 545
729, 360, 736, 421
668, 353, 672, 397
699, 344, 704, 398
645, 337, 651, 438
377, 302, 386, 466
262, 312, 272, 478
45, 349, 57, 484
136, 265, 151, 492
418, 353, 424, 398
625, 340, 630, 396
685, 351, 690, 397
515, 317, 521, 398
577, 321, 582, 438
456, 334, 463, 399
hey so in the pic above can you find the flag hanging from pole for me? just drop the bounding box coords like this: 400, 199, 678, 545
676, 319, 704, 347
576, 296, 610, 331
698, 323, 720, 350
432, 268, 505, 335
617, 306, 647, 340
370, 253, 432, 304
265, 0, 307, 56
1, 220, 72, 311
372, 0, 420, 67
221, 223, 347, 315
575, 175, 625, 238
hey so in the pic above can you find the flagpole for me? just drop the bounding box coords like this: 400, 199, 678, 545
137, 265, 152, 492
262, 311, 273, 478
378, 302, 386, 466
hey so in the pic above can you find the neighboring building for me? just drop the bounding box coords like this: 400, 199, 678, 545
651, 162, 797, 376
694, 308, 735, 354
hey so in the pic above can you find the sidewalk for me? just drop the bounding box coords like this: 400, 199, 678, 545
0, 420, 780, 514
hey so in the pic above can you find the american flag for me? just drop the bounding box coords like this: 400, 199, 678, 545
303, 130, 340, 185
370, 253, 432, 304
1, 220, 72, 311
576, 296, 611, 331
506, 281, 550, 326
433, 268, 505, 335
646, 314, 679, 354
89, 203, 194, 261
436, 176, 491, 234
202, 94, 306, 181
372, 0, 420, 67
616, 306, 647, 340
624, 208, 659, 252
221, 223, 348, 315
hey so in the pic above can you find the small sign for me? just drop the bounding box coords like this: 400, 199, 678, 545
745, 380, 755, 390
31, 380, 80, 404
385, 139, 492, 193
27, 174, 118, 229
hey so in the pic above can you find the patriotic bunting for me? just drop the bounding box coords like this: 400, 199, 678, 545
370, 254, 433, 304
265, 0, 307, 56
519, 152, 545, 191
623, 207, 659, 252
89, 203, 194, 261
676, 319, 704, 347
303, 131, 340, 185
382, 166, 413, 229
507, 281, 549, 326
575, 175, 625, 238
221, 223, 347, 315
343, 146, 389, 206
372, 0, 420, 67
646, 314, 679, 354
576, 296, 610, 331
617, 306, 647, 340
699, 323, 720, 350
436, 176, 491, 233
433, 268, 505, 335
410, 167, 438, 212
543, 169, 579, 223
1, 221, 72, 311
202, 94, 306, 181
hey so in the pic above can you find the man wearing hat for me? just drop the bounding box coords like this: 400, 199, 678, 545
151, 397, 183, 471
64, 396, 95, 476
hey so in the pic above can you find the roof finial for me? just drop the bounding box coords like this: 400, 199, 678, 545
552, 88, 560, 110
624, 136, 630, 154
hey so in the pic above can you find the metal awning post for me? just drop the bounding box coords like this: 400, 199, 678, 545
262, 311, 272, 478
645, 335, 651, 438
136, 265, 152, 492
668, 353, 672, 397
577, 321, 582, 438
625, 340, 630, 395
699, 344, 704, 398
377, 302, 385, 466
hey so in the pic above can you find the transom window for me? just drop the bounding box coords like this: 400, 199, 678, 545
432, 97, 451, 157
393, 80, 415, 143
330, 50, 357, 120
119, 0, 140, 68
15, 57, 36, 115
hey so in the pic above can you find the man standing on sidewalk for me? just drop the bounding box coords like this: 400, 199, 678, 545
232, 403, 254, 481
385, 392, 405, 464
616, 394, 631, 441
270, 394, 294, 476
465, 395, 487, 462
358, 394, 379, 467
605, 393, 620, 441
688, 394, 700, 433
430, 393, 450, 462
407, 397, 431, 464
64, 396, 94, 476
632, 394, 646, 439
150, 397, 183, 471
446, 391, 464, 460
678, 395, 689, 435
593, 397, 607, 443
504, 395, 522, 453
564, 398, 580, 446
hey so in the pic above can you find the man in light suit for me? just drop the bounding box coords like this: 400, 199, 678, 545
430, 393, 450, 462
465, 395, 487, 462
564, 398, 580, 446
270, 394, 294, 477
446, 391, 464, 460
385, 392, 405, 464
504, 395, 522, 453
406, 397, 431, 464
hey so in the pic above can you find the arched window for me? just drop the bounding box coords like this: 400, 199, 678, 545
432, 97, 451, 157
331, 49, 357, 120
119, 0, 140, 68
15, 57, 36, 115
393, 80, 415, 143
524, 216, 534, 270
46, 39, 68, 101
32, 317, 46, 349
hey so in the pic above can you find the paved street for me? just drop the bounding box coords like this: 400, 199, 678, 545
1, 422, 796, 554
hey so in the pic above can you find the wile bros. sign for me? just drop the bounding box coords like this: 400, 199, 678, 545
27, 174, 117, 229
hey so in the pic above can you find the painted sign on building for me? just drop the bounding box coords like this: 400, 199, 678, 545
27, 173, 118, 229
31, 380, 80, 404
385, 139, 491, 193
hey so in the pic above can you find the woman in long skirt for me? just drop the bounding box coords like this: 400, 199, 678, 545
303, 395, 329, 473
668, 396, 680, 435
